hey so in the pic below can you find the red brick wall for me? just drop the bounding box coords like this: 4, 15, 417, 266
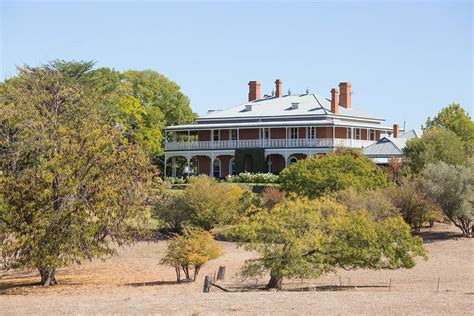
335, 127, 347, 139
269, 154, 285, 174
298, 127, 306, 138
239, 129, 259, 140
198, 130, 211, 141
316, 127, 333, 138
217, 155, 232, 177
220, 129, 229, 140
376, 130, 381, 141
197, 156, 211, 175
361, 129, 368, 140
271, 128, 286, 139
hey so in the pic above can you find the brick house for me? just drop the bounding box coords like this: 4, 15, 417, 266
164, 80, 399, 178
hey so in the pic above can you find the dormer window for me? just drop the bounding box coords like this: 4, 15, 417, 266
291, 102, 299, 110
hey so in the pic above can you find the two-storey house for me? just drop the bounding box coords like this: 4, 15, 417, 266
164, 79, 400, 178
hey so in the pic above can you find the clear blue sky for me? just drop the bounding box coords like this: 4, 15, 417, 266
1, 1, 473, 129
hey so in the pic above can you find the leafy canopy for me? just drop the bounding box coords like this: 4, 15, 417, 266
229, 197, 427, 290
423, 162, 473, 236
0, 61, 157, 285
403, 127, 467, 174
280, 149, 388, 198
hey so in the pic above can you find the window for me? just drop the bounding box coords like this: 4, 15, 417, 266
369, 129, 375, 141
355, 128, 361, 140
213, 158, 221, 178
229, 158, 236, 175
347, 128, 352, 139
213, 130, 220, 141
230, 129, 238, 141
307, 127, 316, 139
288, 156, 298, 165
290, 128, 298, 139
260, 128, 270, 140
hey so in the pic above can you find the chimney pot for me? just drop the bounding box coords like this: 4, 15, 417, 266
331, 88, 339, 114
275, 79, 282, 97
248, 81, 261, 102
393, 124, 400, 138
339, 82, 352, 109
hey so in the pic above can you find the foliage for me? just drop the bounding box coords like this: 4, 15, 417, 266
161, 227, 223, 282
280, 149, 388, 198
426, 103, 474, 154
165, 177, 187, 185
226, 172, 280, 184
229, 197, 426, 290
183, 176, 248, 230
334, 188, 400, 222
423, 162, 473, 237
153, 191, 193, 235
403, 127, 467, 174
388, 178, 443, 231
260, 187, 287, 209
0, 61, 157, 286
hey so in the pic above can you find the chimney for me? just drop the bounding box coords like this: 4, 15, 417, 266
248, 81, 261, 101
393, 124, 400, 138
275, 79, 282, 97
331, 88, 339, 114
339, 82, 352, 109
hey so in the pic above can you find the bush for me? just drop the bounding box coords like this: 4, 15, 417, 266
389, 178, 443, 231
153, 191, 193, 234
161, 227, 223, 282
226, 172, 279, 184
260, 187, 286, 209
280, 149, 388, 198
334, 188, 400, 222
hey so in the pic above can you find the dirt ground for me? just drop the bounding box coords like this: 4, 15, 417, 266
1, 223, 473, 315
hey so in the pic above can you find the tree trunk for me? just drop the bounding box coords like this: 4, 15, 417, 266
175, 266, 181, 283
266, 274, 283, 290
193, 266, 201, 282
39, 268, 57, 286
182, 265, 190, 280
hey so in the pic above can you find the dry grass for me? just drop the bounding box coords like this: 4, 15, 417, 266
0, 223, 473, 315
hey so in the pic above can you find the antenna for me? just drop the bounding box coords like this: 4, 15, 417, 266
306, 87, 310, 94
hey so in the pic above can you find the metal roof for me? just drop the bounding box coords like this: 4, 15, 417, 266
197, 93, 385, 122
362, 129, 421, 157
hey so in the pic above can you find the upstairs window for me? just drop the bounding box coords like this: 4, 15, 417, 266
369, 129, 375, 141
213, 130, 220, 141
290, 128, 298, 139
230, 129, 238, 140
355, 128, 361, 140
347, 128, 352, 139
308, 127, 316, 139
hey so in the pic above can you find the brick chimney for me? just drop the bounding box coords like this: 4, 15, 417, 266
393, 124, 400, 138
248, 81, 261, 101
339, 82, 352, 109
275, 79, 282, 97
331, 88, 339, 114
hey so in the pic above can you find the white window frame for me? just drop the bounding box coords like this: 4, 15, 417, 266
229, 158, 236, 175
213, 158, 221, 178
213, 130, 220, 141
290, 127, 298, 139
369, 129, 375, 141
307, 126, 316, 139
230, 129, 238, 141
347, 128, 352, 139
355, 128, 361, 140
288, 156, 298, 165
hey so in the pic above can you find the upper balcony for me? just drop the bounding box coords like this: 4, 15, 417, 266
165, 138, 376, 151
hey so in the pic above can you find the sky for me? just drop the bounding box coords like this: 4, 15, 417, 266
1, 1, 473, 129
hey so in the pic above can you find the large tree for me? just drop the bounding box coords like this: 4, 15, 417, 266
426, 103, 474, 154
423, 162, 473, 237
230, 197, 427, 290
0, 61, 156, 286
280, 149, 388, 198
403, 127, 467, 174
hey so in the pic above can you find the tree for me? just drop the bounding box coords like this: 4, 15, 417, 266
334, 188, 400, 222
183, 176, 248, 230
230, 197, 426, 290
403, 127, 467, 174
153, 190, 193, 235
389, 178, 443, 231
0, 61, 156, 286
280, 149, 388, 198
161, 227, 223, 282
423, 162, 473, 237
426, 103, 474, 154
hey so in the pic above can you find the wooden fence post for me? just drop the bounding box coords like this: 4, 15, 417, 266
203, 275, 211, 293
217, 266, 226, 281
389, 278, 392, 292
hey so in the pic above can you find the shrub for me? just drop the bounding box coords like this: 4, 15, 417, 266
161, 227, 223, 282
153, 191, 193, 235
280, 149, 388, 198
260, 187, 286, 209
389, 178, 443, 231
226, 172, 279, 184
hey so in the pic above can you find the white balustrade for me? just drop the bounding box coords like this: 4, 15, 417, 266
165, 138, 376, 150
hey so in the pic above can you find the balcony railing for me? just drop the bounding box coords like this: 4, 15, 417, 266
165, 138, 376, 151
